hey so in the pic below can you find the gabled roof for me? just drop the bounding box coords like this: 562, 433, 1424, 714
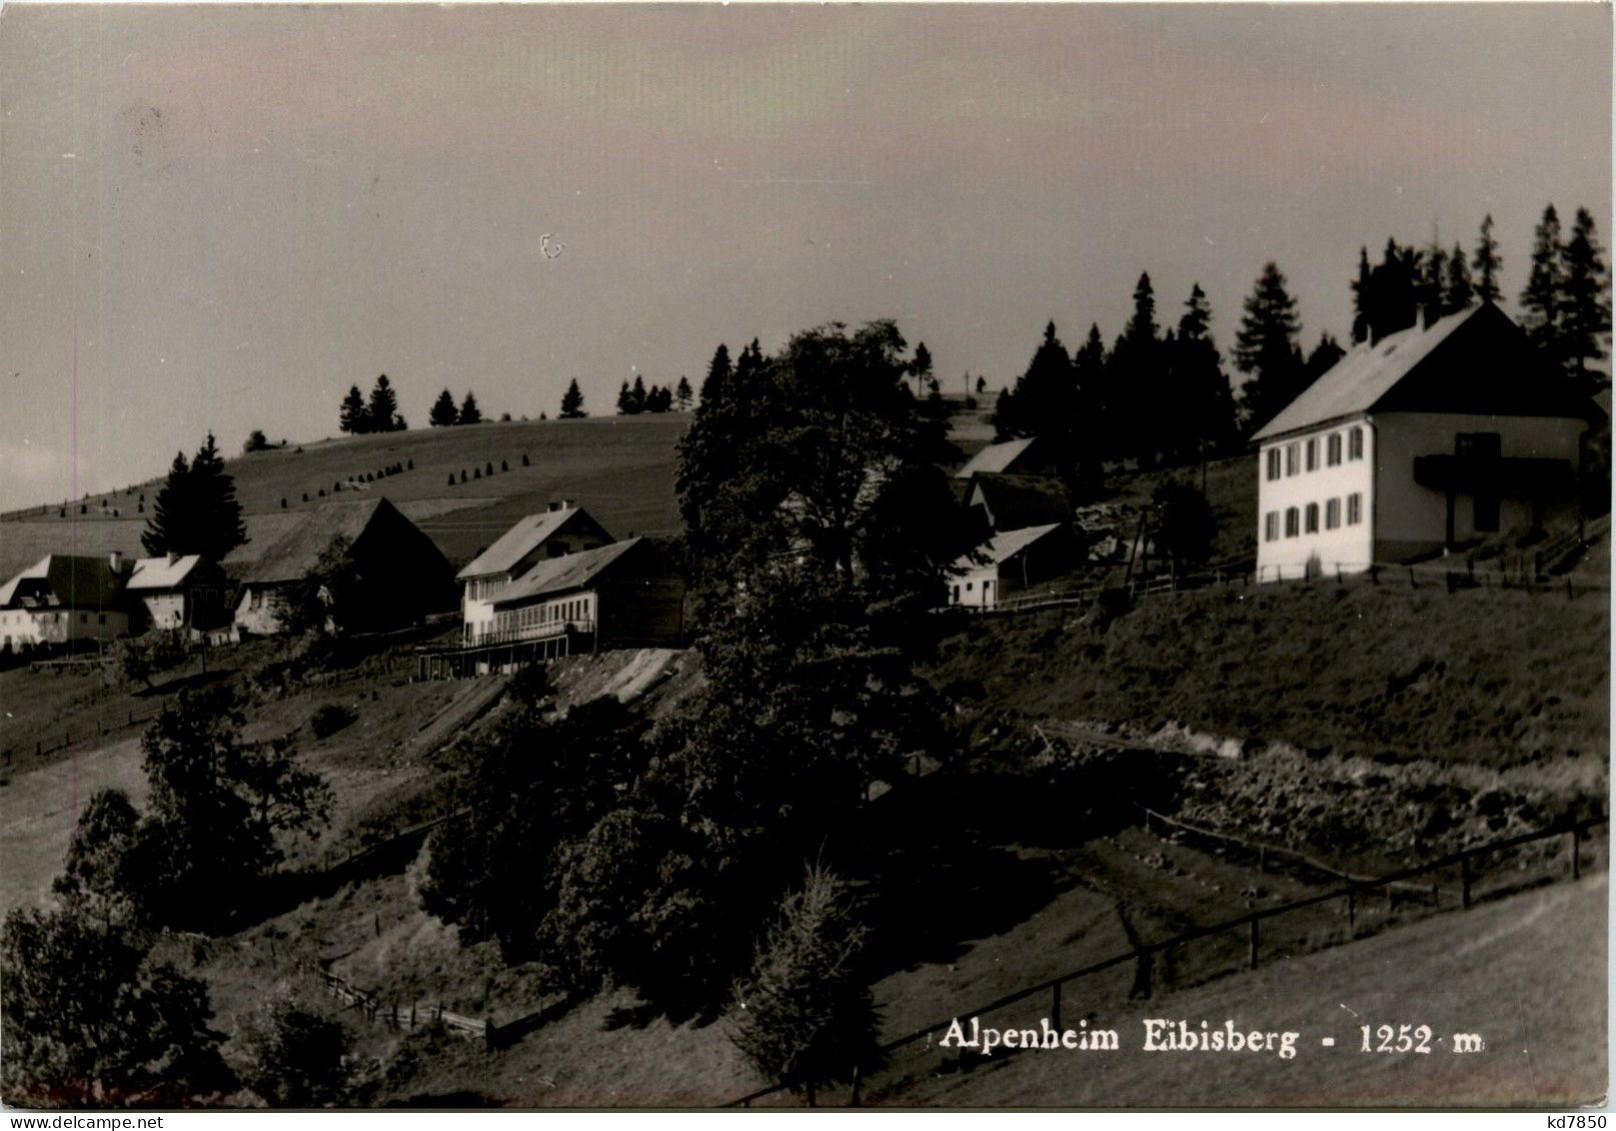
246, 497, 424, 585
127, 554, 206, 591
486, 538, 642, 608
953, 523, 1063, 569
1252, 303, 1600, 441
0, 554, 128, 610
456, 506, 613, 580
966, 473, 1072, 530
955, 436, 1039, 479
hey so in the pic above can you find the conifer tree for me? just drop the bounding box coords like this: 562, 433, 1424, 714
141, 452, 193, 556
630, 375, 648, 414
338, 385, 368, 434
1521, 204, 1565, 354
1105, 273, 1162, 464
560, 378, 586, 418
1473, 213, 1503, 304
675, 375, 693, 411
458, 390, 482, 425
1163, 284, 1236, 463
186, 432, 248, 562
911, 341, 934, 399
1351, 246, 1373, 343
1445, 241, 1475, 313
1234, 262, 1305, 433
1558, 207, 1612, 393
429, 389, 458, 427
366, 375, 402, 433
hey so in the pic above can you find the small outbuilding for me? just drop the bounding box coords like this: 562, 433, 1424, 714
947, 523, 1080, 610
127, 553, 232, 635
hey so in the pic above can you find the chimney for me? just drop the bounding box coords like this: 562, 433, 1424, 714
548, 499, 575, 513
167, 551, 179, 566
108, 551, 123, 574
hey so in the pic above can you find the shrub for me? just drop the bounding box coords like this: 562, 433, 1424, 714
310, 704, 358, 740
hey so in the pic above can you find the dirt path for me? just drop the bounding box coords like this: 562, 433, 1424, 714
0, 735, 148, 914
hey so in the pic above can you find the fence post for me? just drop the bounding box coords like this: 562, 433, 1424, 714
1258, 846, 1267, 874
1460, 856, 1472, 909
1248, 915, 1260, 970
1347, 890, 1356, 933
849, 1065, 862, 1108
1051, 980, 1062, 1032
1572, 824, 1582, 881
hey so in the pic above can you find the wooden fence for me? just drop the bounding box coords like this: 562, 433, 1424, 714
724, 814, 1608, 1108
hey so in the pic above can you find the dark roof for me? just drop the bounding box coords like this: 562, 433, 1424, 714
246, 498, 438, 585
0, 554, 128, 610
1253, 303, 1601, 441
456, 505, 612, 580
951, 523, 1064, 569
487, 538, 642, 608
966, 473, 1072, 530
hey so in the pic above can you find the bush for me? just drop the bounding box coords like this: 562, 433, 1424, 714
310, 704, 358, 740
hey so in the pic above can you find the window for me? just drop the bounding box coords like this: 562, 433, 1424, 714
1265, 449, 1281, 481
1348, 426, 1364, 460
1327, 433, 1342, 466
1264, 512, 1280, 542
1305, 503, 1319, 533
80, 613, 88, 624
1347, 492, 1362, 525
952, 585, 960, 602
1325, 498, 1341, 529
1285, 443, 1300, 477
1305, 438, 1318, 472
1284, 507, 1300, 537
965, 581, 974, 592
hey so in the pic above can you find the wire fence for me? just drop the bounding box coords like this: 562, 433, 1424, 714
724, 815, 1608, 1108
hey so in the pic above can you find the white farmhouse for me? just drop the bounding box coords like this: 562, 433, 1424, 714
456, 501, 614, 644
1252, 303, 1600, 581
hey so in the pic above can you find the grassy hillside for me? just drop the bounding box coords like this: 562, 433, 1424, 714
892, 874, 1606, 1108
932, 579, 1608, 772
0, 416, 691, 577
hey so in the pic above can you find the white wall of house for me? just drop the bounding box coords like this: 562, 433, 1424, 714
477, 591, 597, 643
1371, 412, 1587, 560
234, 585, 289, 635
1256, 421, 1376, 580
948, 562, 1002, 609
1, 607, 128, 648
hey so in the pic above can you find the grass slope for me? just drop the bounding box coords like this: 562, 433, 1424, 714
895, 874, 1607, 1108
933, 580, 1609, 772
0, 416, 691, 577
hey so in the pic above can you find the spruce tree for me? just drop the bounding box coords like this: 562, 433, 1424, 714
1445, 241, 1475, 313
1233, 262, 1305, 433
675, 375, 693, 411
429, 389, 458, 427
1351, 246, 1373, 343
1558, 207, 1611, 393
1164, 284, 1236, 463
616, 380, 636, 415
186, 432, 248, 562
141, 452, 193, 556
338, 385, 367, 434
366, 375, 401, 433
1473, 213, 1503, 304
911, 341, 934, 399
560, 378, 586, 418
458, 390, 482, 425
1105, 273, 1162, 464
630, 375, 648, 414
1521, 204, 1564, 354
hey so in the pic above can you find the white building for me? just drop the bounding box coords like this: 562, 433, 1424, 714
456, 501, 614, 643
1252, 303, 1600, 581
0, 553, 133, 651
947, 522, 1077, 609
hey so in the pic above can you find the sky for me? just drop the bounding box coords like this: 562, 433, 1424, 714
0, 3, 1610, 512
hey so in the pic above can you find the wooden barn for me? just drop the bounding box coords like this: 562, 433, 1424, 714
234, 497, 455, 635
963, 472, 1073, 534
